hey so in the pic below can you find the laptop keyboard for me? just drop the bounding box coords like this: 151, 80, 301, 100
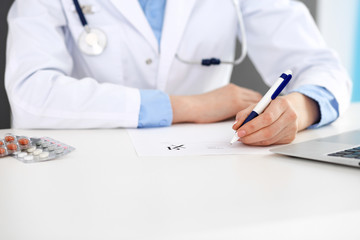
328, 146, 360, 159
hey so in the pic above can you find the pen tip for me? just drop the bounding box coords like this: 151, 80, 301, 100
230, 134, 239, 144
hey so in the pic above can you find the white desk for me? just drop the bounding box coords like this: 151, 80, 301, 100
1, 103, 360, 240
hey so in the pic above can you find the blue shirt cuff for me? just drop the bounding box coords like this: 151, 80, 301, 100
291, 85, 339, 129
138, 90, 173, 128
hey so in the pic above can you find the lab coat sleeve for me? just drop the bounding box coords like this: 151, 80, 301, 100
239, 0, 352, 116
5, 0, 141, 129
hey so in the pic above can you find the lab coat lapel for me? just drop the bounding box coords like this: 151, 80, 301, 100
109, 0, 158, 53
157, 0, 197, 90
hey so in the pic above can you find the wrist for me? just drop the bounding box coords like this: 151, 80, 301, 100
170, 95, 199, 123
285, 92, 320, 130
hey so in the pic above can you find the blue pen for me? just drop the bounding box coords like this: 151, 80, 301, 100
230, 70, 293, 144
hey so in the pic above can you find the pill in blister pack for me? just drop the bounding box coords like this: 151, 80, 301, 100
0, 134, 75, 163
0, 139, 8, 157
0, 133, 24, 156
13, 137, 75, 163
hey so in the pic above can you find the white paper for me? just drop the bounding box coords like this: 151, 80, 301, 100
127, 121, 273, 157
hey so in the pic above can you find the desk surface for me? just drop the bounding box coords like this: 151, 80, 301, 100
1, 103, 360, 240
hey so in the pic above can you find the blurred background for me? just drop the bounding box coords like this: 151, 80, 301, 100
0, 0, 358, 129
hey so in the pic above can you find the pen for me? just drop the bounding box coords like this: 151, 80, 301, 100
230, 70, 293, 144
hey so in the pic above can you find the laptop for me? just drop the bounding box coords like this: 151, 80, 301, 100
270, 129, 360, 168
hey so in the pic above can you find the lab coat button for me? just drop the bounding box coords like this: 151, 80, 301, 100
145, 59, 153, 65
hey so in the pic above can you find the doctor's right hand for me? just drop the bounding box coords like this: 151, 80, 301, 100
170, 83, 262, 124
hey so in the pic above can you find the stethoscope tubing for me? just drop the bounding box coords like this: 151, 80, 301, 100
73, 0, 88, 27
175, 0, 248, 66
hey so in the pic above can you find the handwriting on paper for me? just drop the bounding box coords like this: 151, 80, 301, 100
167, 144, 186, 151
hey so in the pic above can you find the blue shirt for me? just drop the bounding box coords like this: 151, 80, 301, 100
138, 0, 166, 45
137, 0, 339, 129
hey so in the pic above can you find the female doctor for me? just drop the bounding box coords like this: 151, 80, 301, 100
5, 0, 352, 146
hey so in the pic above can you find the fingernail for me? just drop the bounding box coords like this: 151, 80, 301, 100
233, 120, 238, 126
237, 130, 246, 138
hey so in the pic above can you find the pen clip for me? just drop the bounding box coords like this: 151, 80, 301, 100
271, 74, 292, 100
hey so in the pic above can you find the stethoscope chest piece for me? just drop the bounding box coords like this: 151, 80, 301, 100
78, 27, 107, 56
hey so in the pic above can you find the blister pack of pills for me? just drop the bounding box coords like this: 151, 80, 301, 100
0, 134, 75, 163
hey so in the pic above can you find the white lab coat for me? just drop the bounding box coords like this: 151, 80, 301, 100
5, 0, 352, 129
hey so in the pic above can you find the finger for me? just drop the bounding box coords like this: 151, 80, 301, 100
241, 87, 262, 97
236, 97, 289, 138
240, 108, 289, 145
241, 102, 298, 145
243, 122, 297, 146
241, 110, 293, 145
242, 90, 262, 103
232, 104, 255, 130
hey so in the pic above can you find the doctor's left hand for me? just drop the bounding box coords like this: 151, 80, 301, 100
232, 92, 320, 146
171, 83, 262, 124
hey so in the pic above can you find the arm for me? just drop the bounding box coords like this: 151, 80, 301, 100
239, 0, 352, 113
6, 0, 262, 129
231, 0, 352, 146
5, 0, 142, 129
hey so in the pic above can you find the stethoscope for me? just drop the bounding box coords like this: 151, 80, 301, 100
73, 0, 107, 55
74, 0, 248, 66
